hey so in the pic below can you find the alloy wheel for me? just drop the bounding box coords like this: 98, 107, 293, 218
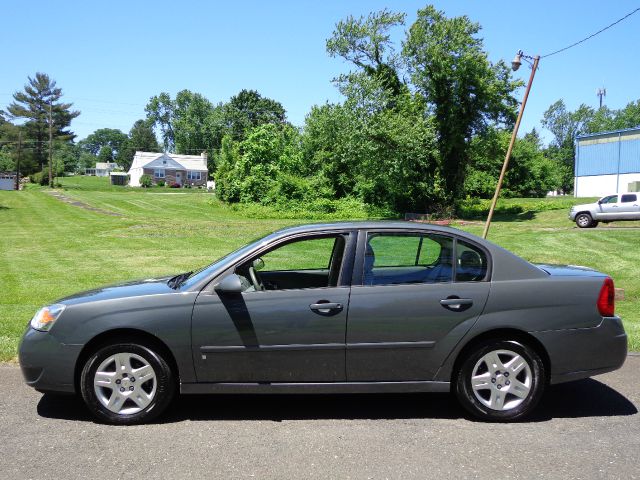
470, 349, 532, 411
93, 352, 157, 415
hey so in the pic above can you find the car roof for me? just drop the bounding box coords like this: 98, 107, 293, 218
272, 220, 470, 236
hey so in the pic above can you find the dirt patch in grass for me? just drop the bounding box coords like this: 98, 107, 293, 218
47, 191, 122, 216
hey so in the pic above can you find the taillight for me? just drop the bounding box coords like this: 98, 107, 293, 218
597, 277, 615, 317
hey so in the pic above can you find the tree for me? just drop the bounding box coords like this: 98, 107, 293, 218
78, 128, 128, 159
465, 128, 561, 198
6, 73, 80, 176
145, 92, 175, 152
403, 6, 520, 205
326, 9, 406, 98
585, 100, 640, 133
222, 89, 286, 141
0, 116, 39, 176
97, 146, 114, 163
117, 120, 161, 171
172, 90, 219, 155
541, 100, 594, 192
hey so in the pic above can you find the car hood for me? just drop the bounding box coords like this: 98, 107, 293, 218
571, 202, 597, 210
534, 263, 606, 277
57, 276, 178, 306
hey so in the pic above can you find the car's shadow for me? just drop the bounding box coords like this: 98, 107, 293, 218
37, 378, 637, 424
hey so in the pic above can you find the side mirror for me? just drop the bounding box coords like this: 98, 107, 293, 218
597, 199, 602, 204
214, 274, 243, 294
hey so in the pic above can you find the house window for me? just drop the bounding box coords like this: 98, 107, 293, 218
154, 169, 165, 179
187, 171, 202, 181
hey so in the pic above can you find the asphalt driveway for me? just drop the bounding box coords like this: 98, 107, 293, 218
1, 357, 638, 479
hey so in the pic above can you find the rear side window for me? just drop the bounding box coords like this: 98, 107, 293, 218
621, 194, 637, 203
455, 240, 488, 282
364, 233, 453, 285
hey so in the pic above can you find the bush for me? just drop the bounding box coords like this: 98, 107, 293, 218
156, 180, 165, 187
213, 197, 394, 221
169, 182, 181, 188
139, 174, 152, 188
29, 169, 50, 186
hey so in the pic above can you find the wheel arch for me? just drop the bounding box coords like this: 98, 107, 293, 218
575, 210, 592, 217
74, 328, 180, 394
450, 328, 551, 385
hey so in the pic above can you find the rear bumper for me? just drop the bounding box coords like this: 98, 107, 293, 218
531, 316, 627, 385
18, 327, 82, 394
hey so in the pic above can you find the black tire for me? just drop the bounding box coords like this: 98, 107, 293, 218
575, 213, 593, 228
588, 221, 599, 228
80, 343, 176, 425
454, 339, 545, 422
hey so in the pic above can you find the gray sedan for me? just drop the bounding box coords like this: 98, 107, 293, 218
19, 222, 627, 424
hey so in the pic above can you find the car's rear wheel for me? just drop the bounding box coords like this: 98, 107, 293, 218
455, 339, 545, 421
80, 343, 175, 425
575, 213, 594, 228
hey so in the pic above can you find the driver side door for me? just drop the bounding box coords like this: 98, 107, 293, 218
598, 195, 619, 220
191, 233, 354, 383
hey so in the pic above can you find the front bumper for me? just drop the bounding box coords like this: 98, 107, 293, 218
531, 316, 627, 384
18, 326, 83, 394
568, 210, 577, 221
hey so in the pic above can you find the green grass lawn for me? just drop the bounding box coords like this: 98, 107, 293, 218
0, 177, 638, 361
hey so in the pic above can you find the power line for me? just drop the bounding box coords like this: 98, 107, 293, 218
542, 6, 640, 58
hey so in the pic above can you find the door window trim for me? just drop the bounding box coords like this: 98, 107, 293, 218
206, 231, 357, 293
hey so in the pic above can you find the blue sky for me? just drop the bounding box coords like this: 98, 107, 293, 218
1, 1, 639, 143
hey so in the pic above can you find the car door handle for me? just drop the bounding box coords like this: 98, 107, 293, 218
440, 297, 473, 312
310, 302, 343, 315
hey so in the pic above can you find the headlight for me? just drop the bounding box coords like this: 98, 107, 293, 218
30, 304, 66, 331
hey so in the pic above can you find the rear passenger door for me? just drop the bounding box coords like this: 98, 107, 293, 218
345, 230, 491, 382
618, 193, 640, 220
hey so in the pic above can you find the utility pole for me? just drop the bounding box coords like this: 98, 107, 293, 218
483, 53, 540, 239
597, 87, 606, 109
16, 131, 22, 191
48, 102, 53, 188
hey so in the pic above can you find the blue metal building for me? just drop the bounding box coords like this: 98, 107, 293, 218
575, 127, 640, 197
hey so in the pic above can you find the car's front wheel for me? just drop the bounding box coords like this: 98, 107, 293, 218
575, 213, 594, 228
455, 339, 545, 421
80, 343, 176, 425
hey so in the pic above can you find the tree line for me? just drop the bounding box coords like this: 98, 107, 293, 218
2, 5, 639, 212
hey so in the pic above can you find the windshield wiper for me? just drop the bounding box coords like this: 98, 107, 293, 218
167, 271, 193, 289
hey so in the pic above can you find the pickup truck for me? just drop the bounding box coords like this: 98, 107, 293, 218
569, 193, 640, 228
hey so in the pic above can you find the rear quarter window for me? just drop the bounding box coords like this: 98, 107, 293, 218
455, 240, 488, 282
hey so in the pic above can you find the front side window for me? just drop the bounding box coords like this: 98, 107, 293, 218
601, 195, 618, 204
621, 194, 637, 203
154, 168, 165, 179
236, 235, 348, 291
363, 233, 453, 286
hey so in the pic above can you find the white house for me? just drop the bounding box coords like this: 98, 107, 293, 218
86, 162, 118, 176
128, 151, 208, 187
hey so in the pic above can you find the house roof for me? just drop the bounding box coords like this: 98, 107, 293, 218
128, 151, 208, 173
